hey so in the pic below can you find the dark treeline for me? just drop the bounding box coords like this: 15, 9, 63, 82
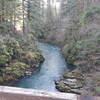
0, 0, 43, 37
0, 0, 59, 38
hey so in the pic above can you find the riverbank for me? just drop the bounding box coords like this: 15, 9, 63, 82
54, 32, 100, 95
55, 68, 100, 95
38, 35, 100, 96
41, 4, 100, 96
55, 35, 100, 95
8, 43, 67, 92
0, 35, 44, 84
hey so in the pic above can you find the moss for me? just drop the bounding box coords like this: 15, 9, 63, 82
56, 84, 70, 92
0, 76, 4, 83
13, 62, 28, 69
12, 70, 24, 78
56, 83, 81, 94
0, 55, 10, 64
5, 62, 29, 79
6, 62, 29, 72
0, 35, 44, 83
20, 51, 44, 66
5, 67, 13, 71
0, 45, 10, 56
63, 69, 84, 80
95, 86, 100, 94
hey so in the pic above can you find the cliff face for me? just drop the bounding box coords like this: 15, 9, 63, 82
55, 0, 100, 96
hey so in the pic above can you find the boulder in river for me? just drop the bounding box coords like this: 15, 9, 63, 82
55, 69, 85, 95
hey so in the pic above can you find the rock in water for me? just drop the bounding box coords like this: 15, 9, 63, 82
55, 69, 85, 94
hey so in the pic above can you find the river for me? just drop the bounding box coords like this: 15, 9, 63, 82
9, 43, 68, 92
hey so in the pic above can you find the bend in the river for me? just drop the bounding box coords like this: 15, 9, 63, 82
10, 43, 68, 92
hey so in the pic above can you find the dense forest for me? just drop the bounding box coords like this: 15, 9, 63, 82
0, 0, 100, 96
0, 0, 45, 84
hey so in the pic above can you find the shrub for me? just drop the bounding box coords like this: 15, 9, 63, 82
80, 5, 100, 24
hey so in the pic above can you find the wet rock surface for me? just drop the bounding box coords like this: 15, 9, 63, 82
56, 69, 100, 96
55, 69, 85, 94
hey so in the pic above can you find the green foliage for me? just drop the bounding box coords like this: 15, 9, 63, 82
0, 34, 42, 65
80, 5, 100, 24
27, 0, 44, 38
95, 86, 100, 93
0, 55, 10, 64
0, 34, 44, 83
61, 0, 77, 16
0, 76, 4, 83
63, 30, 100, 71
5, 61, 29, 78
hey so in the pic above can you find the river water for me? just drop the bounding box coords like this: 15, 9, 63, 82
10, 43, 68, 92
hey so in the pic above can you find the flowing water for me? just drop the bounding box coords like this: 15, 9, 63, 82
10, 43, 68, 92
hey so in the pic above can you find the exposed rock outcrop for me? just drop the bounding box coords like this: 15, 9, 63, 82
56, 69, 100, 96
55, 69, 85, 95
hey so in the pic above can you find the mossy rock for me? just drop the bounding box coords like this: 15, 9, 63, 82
5, 64, 28, 72
56, 83, 81, 94
12, 70, 25, 78
0, 55, 10, 65
56, 69, 84, 94
12, 62, 29, 69
0, 45, 9, 55
5, 67, 13, 71
0, 35, 44, 83
2, 61, 32, 82
65, 79, 84, 89
0, 76, 4, 83
0, 44, 12, 65
5, 62, 29, 79
3, 74, 15, 82
8, 62, 29, 71
63, 69, 84, 80
20, 51, 44, 66
56, 84, 71, 92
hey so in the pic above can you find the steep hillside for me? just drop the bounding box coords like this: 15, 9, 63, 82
54, 0, 100, 96
0, 35, 44, 84
0, 0, 45, 84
